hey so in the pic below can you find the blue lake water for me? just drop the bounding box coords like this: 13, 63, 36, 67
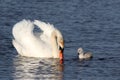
0, 0, 120, 80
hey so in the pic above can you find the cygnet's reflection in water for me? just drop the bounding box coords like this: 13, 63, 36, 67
13, 56, 64, 80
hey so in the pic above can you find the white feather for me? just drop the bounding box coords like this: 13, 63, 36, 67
12, 20, 54, 57
12, 19, 64, 58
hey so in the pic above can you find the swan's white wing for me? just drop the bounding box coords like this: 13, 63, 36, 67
34, 20, 56, 46
12, 19, 34, 43
12, 20, 52, 57
34, 20, 55, 38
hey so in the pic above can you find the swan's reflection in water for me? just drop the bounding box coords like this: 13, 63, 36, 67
13, 56, 64, 80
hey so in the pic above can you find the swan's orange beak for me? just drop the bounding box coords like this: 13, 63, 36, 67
59, 40, 64, 64
59, 47, 64, 64
59, 49, 64, 60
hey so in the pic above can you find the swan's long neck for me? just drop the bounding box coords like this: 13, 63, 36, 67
51, 31, 59, 58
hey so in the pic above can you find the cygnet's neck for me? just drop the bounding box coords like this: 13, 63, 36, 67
79, 52, 84, 58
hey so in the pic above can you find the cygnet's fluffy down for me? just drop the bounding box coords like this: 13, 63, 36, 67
77, 48, 93, 60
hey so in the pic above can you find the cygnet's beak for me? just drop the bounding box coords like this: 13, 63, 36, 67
59, 46, 64, 64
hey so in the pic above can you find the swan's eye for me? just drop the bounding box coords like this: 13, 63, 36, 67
59, 46, 64, 50
59, 46, 62, 50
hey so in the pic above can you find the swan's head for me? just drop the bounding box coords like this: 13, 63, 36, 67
51, 30, 64, 61
58, 38, 64, 50
56, 30, 64, 61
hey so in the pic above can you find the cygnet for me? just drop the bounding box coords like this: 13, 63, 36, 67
77, 48, 93, 60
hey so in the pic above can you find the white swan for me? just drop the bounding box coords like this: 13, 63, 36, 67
77, 48, 92, 60
12, 19, 64, 61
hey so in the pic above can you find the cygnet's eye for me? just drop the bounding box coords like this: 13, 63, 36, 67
78, 49, 81, 52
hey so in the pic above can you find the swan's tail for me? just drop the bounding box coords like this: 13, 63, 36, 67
12, 19, 34, 42
34, 20, 55, 37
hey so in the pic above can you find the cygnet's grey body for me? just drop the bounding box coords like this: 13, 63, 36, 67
77, 48, 93, 60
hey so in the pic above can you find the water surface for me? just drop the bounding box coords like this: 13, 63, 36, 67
0, 0, 120, 80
